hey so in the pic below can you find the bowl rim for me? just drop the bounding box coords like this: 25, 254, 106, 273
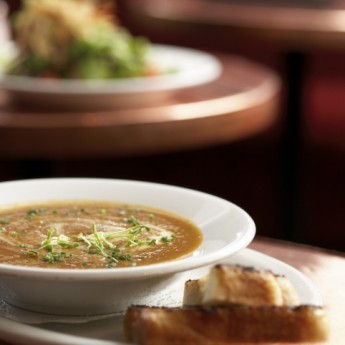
0, 178, 255, 280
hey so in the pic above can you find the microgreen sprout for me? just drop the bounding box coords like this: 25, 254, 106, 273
27, 249, 39, 256
160, 236, 171, 243
42, 252, 73, 263
26, 216, 175, 267
27, 228, 79, 263
78, 224, 132, 266
27, 208, 46, 219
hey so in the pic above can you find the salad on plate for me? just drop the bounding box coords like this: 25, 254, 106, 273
0, 0, 221, 110
5, 0, 158, 80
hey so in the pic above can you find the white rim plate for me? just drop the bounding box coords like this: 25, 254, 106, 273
0, 43, 222, 95
0, 248, 323, 345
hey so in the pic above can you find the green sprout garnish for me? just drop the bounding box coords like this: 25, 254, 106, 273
27, 228, 79, 263
39, 228, 79, 251
160, 236, 172, 244
27, 208, 46, 219
42, 252, 73, 263
78, 224, 134, 265
27, 216, 175, 267
27, 249, 39, 256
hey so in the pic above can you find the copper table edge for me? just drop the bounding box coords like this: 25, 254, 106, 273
126, 0, 345, 48
0, 55, 281, 159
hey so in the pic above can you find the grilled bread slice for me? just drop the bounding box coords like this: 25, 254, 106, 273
183, 264, 300, 307
124, 264, 329, 344
124, 304, 329, 345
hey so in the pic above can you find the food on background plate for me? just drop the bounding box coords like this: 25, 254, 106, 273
124, 265, 329, 344
5, 0, 159, 79
0, 201, 202, 268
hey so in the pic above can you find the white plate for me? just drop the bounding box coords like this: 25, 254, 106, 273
0, 43, 222, 110
0, 248, 323, 345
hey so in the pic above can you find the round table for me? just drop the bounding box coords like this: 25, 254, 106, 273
121, 0, 345, 49
121, 0, 345, 243
0, 55, 279, 159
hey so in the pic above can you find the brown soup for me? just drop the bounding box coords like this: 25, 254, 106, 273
0, 201, 203, 269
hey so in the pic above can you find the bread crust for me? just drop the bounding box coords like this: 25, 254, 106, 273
124, 304, 329, 345
183, 265, 300, 307
124, 264, 329, 344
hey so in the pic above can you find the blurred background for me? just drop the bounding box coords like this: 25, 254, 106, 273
1, 0, 344, 252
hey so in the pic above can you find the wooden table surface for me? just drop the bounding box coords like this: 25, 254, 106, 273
124, 0, 345, 49
0, 55, 279, 159
250, 237, 345, 345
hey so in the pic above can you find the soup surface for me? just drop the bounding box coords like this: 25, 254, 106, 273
0, 201, 203, 269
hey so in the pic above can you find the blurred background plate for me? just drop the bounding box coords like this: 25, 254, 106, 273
0, 1, 9, 46
0, 44, 222, 111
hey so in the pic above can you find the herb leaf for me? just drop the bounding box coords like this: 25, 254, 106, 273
42, 252, 72, 263
27, 208, 46, 219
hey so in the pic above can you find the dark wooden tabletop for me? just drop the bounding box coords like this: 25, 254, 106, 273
0, 55, 280, 159
123, 0, 345, 49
